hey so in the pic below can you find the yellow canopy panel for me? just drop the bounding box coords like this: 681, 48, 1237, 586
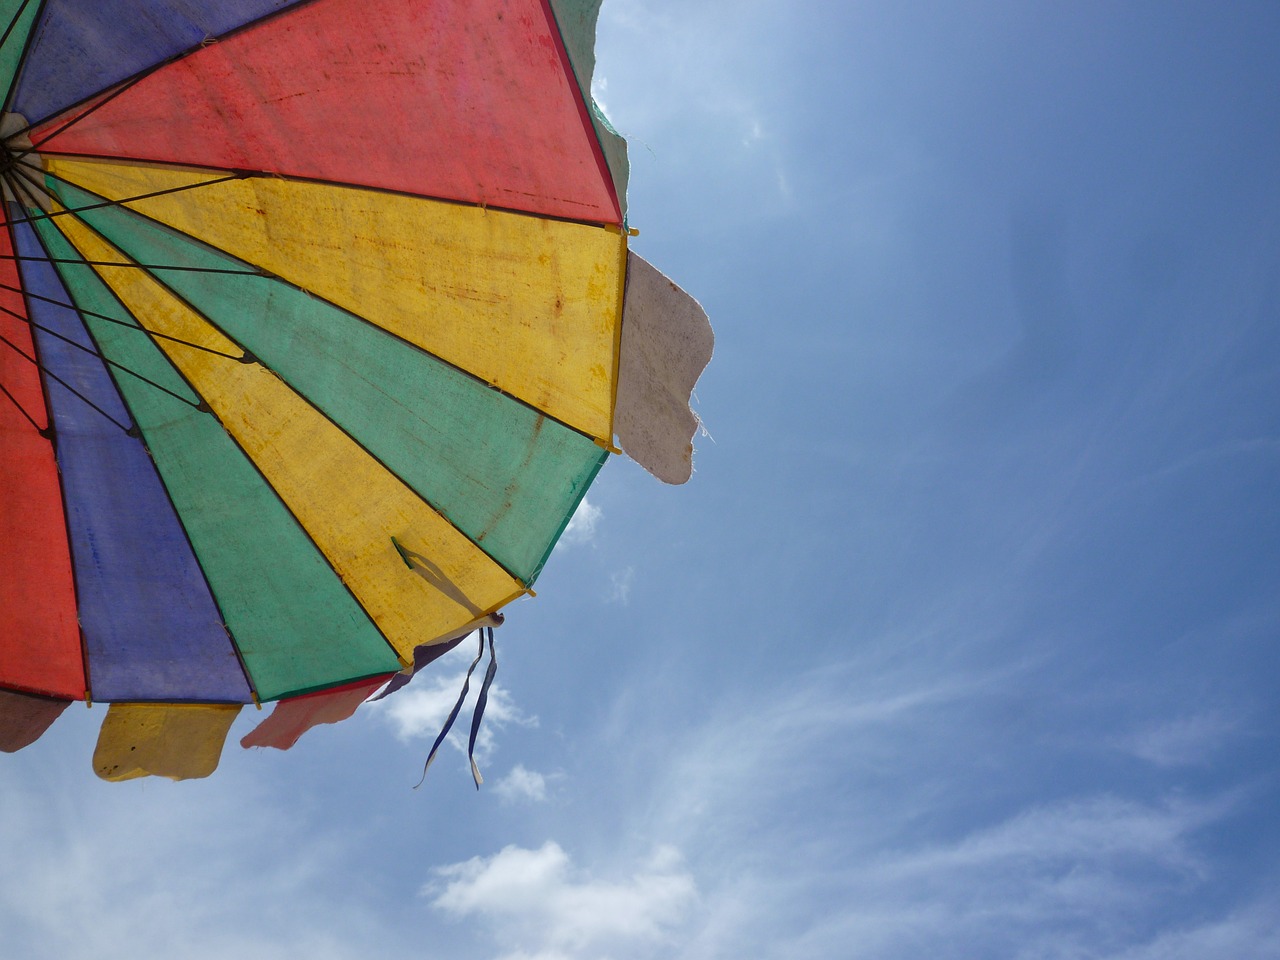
43, 157, 627, 441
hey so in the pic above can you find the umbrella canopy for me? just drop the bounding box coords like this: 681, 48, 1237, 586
0, 0, 712, 779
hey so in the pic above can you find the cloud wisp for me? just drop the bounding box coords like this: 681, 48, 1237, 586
1113, 711, 1242, 769
600, 643, 1271, 960
0, 765, 398, 960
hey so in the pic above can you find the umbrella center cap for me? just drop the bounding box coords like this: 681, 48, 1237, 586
0, 112, 50, 211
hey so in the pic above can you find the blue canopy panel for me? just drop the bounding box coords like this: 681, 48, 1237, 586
11, 212, 250, 702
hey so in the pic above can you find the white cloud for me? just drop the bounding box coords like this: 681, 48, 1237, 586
1115, 711, 1239, 767
427, 841, 696, 959
494, 764, 551, 804
561, 497, 602, 546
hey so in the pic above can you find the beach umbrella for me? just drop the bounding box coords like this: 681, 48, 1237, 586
0, 0, 711, 780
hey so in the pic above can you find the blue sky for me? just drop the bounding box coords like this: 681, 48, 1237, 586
4, 2, 1279, 957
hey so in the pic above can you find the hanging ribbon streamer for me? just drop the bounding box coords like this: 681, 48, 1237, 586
468, 626, 498, 788
414, 626, 498, 790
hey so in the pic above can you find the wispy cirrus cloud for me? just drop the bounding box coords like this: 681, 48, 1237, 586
1113, 711, 1241, 768
594, 645, 1267, 960
1104, 902, 1280, 960
737, 793, 1254, 960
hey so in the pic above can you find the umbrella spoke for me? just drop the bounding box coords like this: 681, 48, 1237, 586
6, 167, 263, 276
0, 207, 225, 434
0, 278, 251, 362
0, 301, 218, 415
13, 69, 151, 152
0, 326, 135, 434
0, 0, 34, 54
1, 166, 40, 211
0, 249, 261, 276
0, 169, 248, 231
0, 377, 43, 433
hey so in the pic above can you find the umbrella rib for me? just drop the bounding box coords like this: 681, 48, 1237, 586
3, 200, 220, 431
0, 300, 220, 414
0, 279, 250, 362
0, 170, 250, 232
3, 163, 41, 210
0, 327, 135, 434
0, 378, 44, 433
0, 250, 260, 276
9, 0, 324, 135
33, 150, 626, 231
0, 0, 40, 119
0, 0, 35, 64
8, 165, 260, 277
12, 70, 151, 158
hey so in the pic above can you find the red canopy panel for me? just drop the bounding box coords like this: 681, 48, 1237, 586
240, 675, 392, 751
0, 223, 85, 700
31, 0, 622, 224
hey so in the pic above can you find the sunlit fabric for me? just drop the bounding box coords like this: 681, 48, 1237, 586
0, 0, 709, 779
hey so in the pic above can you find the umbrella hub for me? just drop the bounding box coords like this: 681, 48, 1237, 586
0, 112, 51, 211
